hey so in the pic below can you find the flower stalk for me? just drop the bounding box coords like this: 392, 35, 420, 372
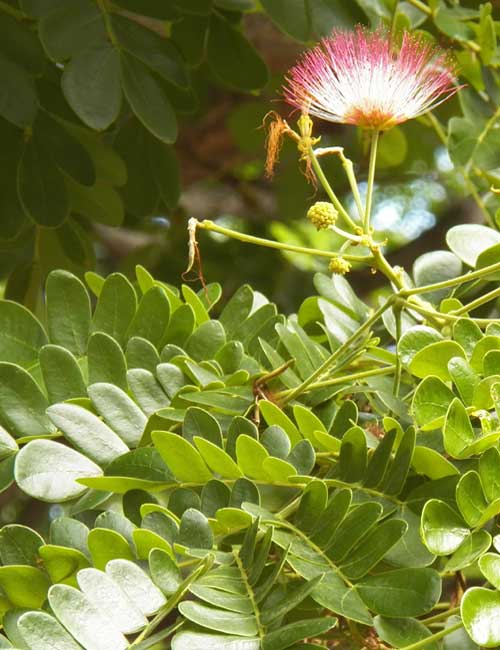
363, 130, 380, 232
314, 146, 365, 221
308, 146, 359, 231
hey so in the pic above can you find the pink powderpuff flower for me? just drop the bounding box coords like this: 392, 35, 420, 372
284, 27, 459, 131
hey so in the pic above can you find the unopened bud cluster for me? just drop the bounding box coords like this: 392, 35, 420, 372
307, 202, 338, 230
329, 257, 351, 275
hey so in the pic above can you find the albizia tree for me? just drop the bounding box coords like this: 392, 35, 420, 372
2, 23, 500, 650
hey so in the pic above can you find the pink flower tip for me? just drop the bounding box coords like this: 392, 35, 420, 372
283, 26, 459, 131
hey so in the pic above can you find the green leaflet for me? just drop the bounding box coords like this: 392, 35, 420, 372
0, 362, 55, 438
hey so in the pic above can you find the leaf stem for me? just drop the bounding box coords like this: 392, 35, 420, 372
0, 0, 29, 19
421, 605, 461, 626
465, 106, 500, 175
271, 518, 354, 588
426, 112, 495, 227
401, 298, 500, 327
129, 560, 209, 647
393, 306, 403, 396
452, 286, 500, 315
405, 0, 432, 15
400, 260, 500, 297
234, 552, 265, 638
399, 300, 454, 323
466, 179, 495, 228
276, 494, 303, 519
398, 621, 463, 650
97, 0, 119, 47
110, 4, 167, 36
275, 365, 396, 398
324, 478, 403, 505
280, 297, 395, 404
130, 620, 184, 650
363, 130, 380, 233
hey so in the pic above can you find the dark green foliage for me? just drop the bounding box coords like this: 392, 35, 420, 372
0, 0, 498, 311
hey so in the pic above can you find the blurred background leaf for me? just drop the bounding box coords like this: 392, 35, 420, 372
0, 0, 498, 315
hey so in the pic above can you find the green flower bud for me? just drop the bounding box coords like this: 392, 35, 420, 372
307, 201, 338, 230
329, 257, 351, 275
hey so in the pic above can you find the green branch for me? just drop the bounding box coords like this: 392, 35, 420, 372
195, 219, 370, 262
372, 245, 405, 289
398, 621, 463, 650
